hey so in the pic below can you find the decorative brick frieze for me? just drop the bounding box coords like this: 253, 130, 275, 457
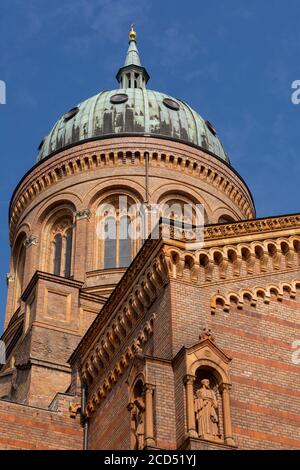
9, 137, 255, 242
164, 233, 300, 284
211, 279, 300, 314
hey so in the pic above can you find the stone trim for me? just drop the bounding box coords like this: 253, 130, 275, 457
165, 234, 300, 284
211, 279, 300, 314
204, 214, 300, 240
21, 270, 84, 302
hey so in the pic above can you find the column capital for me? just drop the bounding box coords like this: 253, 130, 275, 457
183, 374, 195, 385
144, 383, 155, 393
75, 209, 91, 221
219, 382, 232, 393
23, 235, 38, 248
6, 273, 15, 284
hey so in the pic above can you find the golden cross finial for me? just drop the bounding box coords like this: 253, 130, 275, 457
129, 23, 137, 41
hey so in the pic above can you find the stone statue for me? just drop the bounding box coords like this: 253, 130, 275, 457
194, 379, 220, 439
130, 396, 145, 450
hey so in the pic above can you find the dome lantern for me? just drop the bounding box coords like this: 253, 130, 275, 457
116, 25, 150, 89
36, 27, 230, 165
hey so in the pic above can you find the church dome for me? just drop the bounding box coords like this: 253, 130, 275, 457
37, 25, 229, 164
37, 88, 229, 162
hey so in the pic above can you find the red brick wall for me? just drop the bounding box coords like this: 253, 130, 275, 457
169, 271, 300, 449
0, 397, 82, 450
88, 378, 130, 450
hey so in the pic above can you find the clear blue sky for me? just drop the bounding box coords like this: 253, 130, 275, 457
1, 0, 300, 329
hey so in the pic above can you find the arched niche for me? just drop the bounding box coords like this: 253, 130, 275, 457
127, 366, 156, 450
183, 328, 236, 447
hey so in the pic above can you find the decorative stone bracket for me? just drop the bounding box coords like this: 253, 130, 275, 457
75, 209, 91, 221
23, 235, 38, 248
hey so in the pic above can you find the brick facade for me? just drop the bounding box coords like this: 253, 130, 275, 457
70, 218, 300, 450
0, 395, 82, 450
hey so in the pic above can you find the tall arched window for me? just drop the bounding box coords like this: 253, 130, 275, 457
161, 197, 205, 225
50, 218, 73, 277
53, 234, 62, 275
13, 238, 26, 309
64, 228, 73, 277
97, 195, 137, 270
103, 214, 132, 269
119, 216, 132, 267
104, 217, 117, 269
218, 215, 235, 224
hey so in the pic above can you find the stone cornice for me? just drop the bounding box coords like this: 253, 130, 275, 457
21, 270, 84, 302
79, 290, 107, 304
1, 307, 22, 341
203, 213, 300, 241
15, 357, 71, 373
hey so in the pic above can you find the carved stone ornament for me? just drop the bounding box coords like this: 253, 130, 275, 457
69, 402, 81, 419
75, 209, 91, 221
128, 396, 145, 450
194, 378, 221, 439
199, 327, 215, 342
23, 235, 38, 248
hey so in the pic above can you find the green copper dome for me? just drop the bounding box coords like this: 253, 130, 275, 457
37, 26, 229, 164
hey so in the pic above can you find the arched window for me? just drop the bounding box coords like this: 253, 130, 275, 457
103, 215, 132, 269
64, 228, 73, 277
218, 215, 235, 224
13, 238, 26, 309
50, 218, 73, 277
97, 195, 138, 270
104, 217, 117, 269
161, 197, 205, 226
119, 216, 131, 267
53, 234, 62, 275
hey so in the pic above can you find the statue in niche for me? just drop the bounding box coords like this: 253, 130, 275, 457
129, 395, 145, 450
194, 378, 220, 439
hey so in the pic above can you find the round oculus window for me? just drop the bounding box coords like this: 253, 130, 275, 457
205, 120, 217, 136
38, 137, 46, 151
110, 93, 128, 104
63, 107, 79, 122
163, 98, 180, 111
